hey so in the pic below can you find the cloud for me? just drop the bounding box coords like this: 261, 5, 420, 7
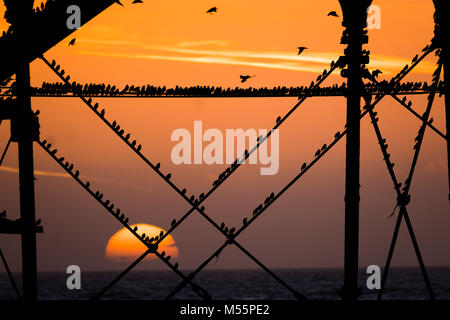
177, 40, 229, 47
0, 165, 153, 193
72, 38, 437, 75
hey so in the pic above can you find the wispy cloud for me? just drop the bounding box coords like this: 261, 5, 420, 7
177, 40, 229, 48
0, 165, 153, 193
73, 38, 437, 75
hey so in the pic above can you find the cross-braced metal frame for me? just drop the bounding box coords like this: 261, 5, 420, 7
0, 0, 448, 301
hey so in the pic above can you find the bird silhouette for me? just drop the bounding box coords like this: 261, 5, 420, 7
229, 227, 235, 235
301, 163, 307, 171
276, 116, 281, 123
297, 47, 307, 55
372, 69, 382, 79
166, 173, 172, 180
68, 38, 76, 46
321, 143, 327, 151
171, 219, 176, 226
315, 149, 321, 157
206, 7, 217, 14
155, 163, 161, 170
327, 11, 339, 17
243, 218, 248, 225
220, 222, 225, 230
240, 75, 254, 83
174, 263, 179, 269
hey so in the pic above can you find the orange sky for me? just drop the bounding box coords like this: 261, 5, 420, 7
1, 0, 449, 274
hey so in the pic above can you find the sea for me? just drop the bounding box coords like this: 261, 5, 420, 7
1, 268, 449, 300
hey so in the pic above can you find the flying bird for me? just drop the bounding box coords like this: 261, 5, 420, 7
328, 11, 339, 17
240, 75, 254, 83
206, 7, 217, 14
68, 38, 76, 46
372, 69, 382, 78
297, 46, 307, 55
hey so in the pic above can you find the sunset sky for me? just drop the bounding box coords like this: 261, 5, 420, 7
1, 0, 449, 277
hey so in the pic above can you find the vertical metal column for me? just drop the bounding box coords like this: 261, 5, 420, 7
432, 0, 450, 201
339, 0, 372, 300
13, 0, 38, 301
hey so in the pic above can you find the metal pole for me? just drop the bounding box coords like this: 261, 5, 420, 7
12, 0, 38, 301
432, 0, 450, 200
339, 0, 372, 300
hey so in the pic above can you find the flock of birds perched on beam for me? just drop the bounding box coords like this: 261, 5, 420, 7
4, 80, 441, 99
39, 135, 180, 267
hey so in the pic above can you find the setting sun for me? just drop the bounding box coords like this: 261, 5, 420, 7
105, 224, 179, 262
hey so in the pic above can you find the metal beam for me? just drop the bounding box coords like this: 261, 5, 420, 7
339, 0, 372, 300
11, 0, 38, 301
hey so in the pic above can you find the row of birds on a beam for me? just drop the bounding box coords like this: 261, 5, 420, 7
40, 137, 182, 266
81, 98, 207, 203
29, 80, 443, 98
48, 59, 215, 211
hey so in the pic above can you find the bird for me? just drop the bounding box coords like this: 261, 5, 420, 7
240, 75, 254, 83
181, 188, 187, 194
174, 263, 179, 269
171, 219, 176, 226
159, 231, 164, 238
327, 11, 339, 17
137, 145, 142, 152
68, 38, 76, 46
220, 222, 225, 230
132, 0, 143, 3
229, 227, 235, 235
315, 149, 321, 157
321, 143, 327, 151
334, 131, 341, 139
372, 69, 382, 79
114, 0, 123, 6
301, 163, 307, 171
297, 47, 307, 55
276, 116, 281, 123
166, 173, 172, 180
243, 218, 248, 225
206, 7, 217, 14
155, 163, 161, 170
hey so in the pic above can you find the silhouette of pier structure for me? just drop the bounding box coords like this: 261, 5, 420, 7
0, 0, 448, 301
